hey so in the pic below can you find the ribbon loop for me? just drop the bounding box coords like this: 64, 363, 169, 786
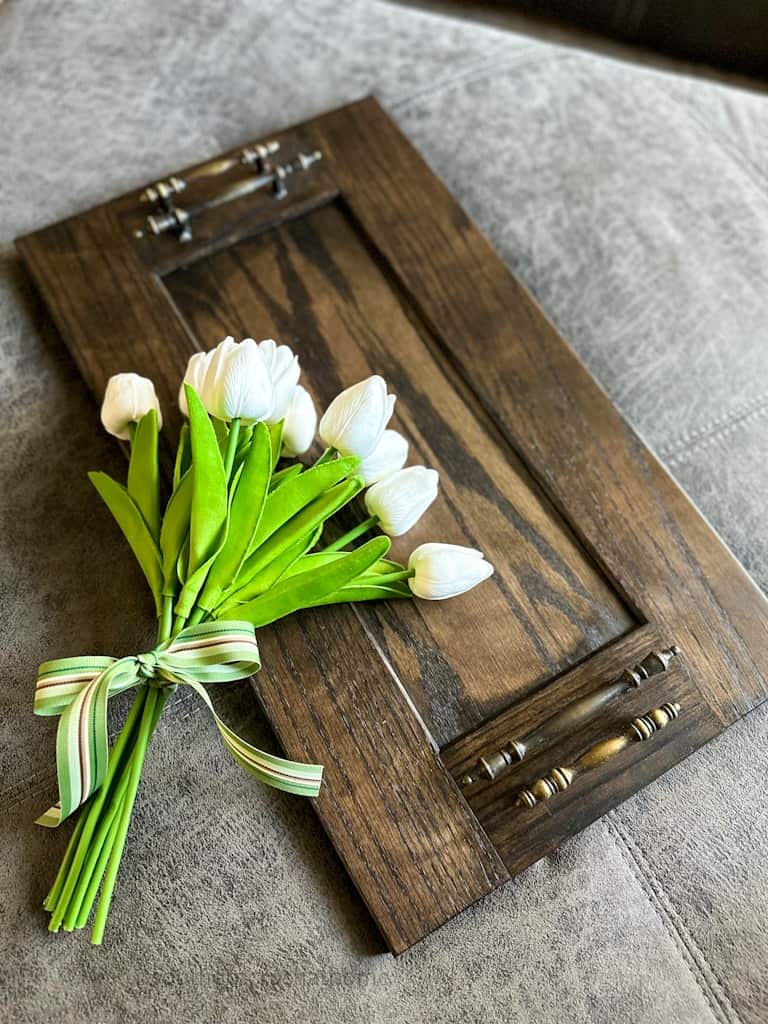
34, 621, 323, 827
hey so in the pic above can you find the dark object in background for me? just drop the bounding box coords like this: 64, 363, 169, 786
481, 1, 768, 82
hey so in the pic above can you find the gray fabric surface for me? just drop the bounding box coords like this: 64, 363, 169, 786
2, 1, 767, 1021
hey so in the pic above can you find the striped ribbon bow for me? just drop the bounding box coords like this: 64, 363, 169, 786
34, 620, 323, 827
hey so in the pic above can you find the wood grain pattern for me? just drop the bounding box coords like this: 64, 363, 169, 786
254, 608, 507, 953
300, 98, 768, 725
162, 200, 634, 745
15, 96, 768, 951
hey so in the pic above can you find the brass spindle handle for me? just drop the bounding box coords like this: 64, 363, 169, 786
139, 140, 281, 202
460, 646, 679, 787
515, 702, 681, 808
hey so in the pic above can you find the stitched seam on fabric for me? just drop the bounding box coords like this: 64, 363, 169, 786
607, 813, 743, 1024
659, 392, 768, 462
388, 53, 768, 476
390, 46, 574, 113
663, 402, 768, 468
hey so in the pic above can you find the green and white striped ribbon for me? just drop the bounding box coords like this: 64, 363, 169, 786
34, 620, 323, 827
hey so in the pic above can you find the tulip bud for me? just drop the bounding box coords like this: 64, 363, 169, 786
258, 339, 301, 423
178, 351, 212, 418
318, 375, 395, 459
100, 373, 162, 440
200, 336, 274, 422
408, 543, 494, 600
364, 465, 438, 536
360, 429, 409, 485
282, 385, 317, 457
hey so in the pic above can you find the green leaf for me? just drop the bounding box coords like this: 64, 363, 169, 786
279, 553, 405, 581
159, 469, 193, 595
251, 456, 361, 551
186, 385, 228, 575
175, 547, 223, 619
269, 463, 303, 492
196, 422, 272, 611
216, 526, 321, 611
233, 423, 254, 475
237, 477, 363, 583
89, 471, 163, 612
369, 558, 407, 575
268, 420, 284, 470
308, 580, 412, 605
127, 409, 161, 540
177, 536, 190, 585
222, 536, 390, 627
212, 416, 230, 456
173, 423, 190, 491
280, 550, 349, 577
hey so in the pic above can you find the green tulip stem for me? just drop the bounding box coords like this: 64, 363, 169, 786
158, 595, 173, 645
72, 790, 126, 930
186, 605, 206, 627
47, 689, 147, 931
324, 516, 379, 551
42, 804, 88, 912
223, 418, 241, 483
366, 569, 414, 585
90, 686, 160, 946
63, 749, 136, 930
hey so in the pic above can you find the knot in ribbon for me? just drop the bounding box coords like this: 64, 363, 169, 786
34, 621, 323, 828
135, 651, 160, 682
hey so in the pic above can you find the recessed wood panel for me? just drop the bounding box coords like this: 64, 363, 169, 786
162, 200, 635, 745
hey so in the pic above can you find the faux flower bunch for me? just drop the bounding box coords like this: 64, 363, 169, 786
36, 335, 494, 945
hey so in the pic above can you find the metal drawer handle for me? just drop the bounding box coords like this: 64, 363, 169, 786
515, 701, 681, 808
134, 142, 322, 242
460, 646, 679, 787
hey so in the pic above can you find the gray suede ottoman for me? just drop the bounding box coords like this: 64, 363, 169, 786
1, 2, 767, 1022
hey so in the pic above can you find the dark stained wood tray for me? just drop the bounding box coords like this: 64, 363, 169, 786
16, 97, 768, 954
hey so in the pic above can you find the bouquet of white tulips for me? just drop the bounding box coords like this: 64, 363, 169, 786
35, 335, 494, 945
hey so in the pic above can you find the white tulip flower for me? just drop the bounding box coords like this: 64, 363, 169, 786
364, 465, 439, 536
318, 375, 395, 459
259, 338, 300, 423
408, 543, 494, 600
178, 350, 212, 417
360, 429, 409, 485
100, 373, 162, 440
200, 336, 274, 422
282, 385, 317, 457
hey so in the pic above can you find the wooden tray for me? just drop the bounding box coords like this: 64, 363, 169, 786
16, 97, 768, 954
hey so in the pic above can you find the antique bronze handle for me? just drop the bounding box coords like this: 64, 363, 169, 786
460, 646, 679, 787
514, 701, 681, 808
138, 140, 281, 203
135, 145, 322, 242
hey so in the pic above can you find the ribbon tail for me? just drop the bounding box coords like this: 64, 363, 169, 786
36, 802, 63, 829
183, 680, 323, 798
36, 659, 141, 827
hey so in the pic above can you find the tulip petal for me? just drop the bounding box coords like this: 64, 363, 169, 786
364, 466, 439, 536
318, 375, 395, 458
408, 542, 494, 600
360, 429, 409, 485
283, 385, 317, 456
